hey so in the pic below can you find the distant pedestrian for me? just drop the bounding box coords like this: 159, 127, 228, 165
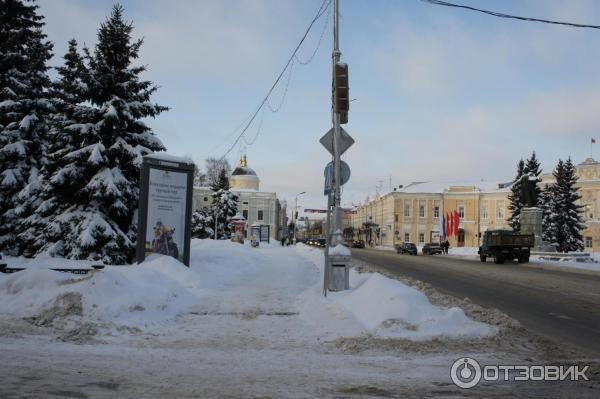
444, 240, 450, 254
281, 237, 286, 246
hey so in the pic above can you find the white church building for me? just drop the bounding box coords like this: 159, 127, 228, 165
193, 156, 288, 240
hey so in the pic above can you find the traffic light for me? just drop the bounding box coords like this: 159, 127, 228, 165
334, 62, 349, 123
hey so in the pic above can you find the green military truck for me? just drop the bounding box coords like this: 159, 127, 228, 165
478, 229, 534, 264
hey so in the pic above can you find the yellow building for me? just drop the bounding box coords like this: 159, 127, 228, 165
350, 157, 600, 250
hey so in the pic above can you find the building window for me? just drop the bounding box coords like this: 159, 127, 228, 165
481, 205, 488, 220
242, 210, 248, 220
458, 205, 465, 219
394, 214, 398, 222
258, 210, 264, 220
419, 233, 425, 243
585, 237, 593, 248
203, 197, 208, 202
404, 204, 411, 217
419, 205, 425, 218
243, 201, 249, 205
497, 205, 504, 219
404, 233, 410, 242
434, 206, 440, 218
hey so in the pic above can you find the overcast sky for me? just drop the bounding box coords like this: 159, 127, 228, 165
38, 0, 600, 213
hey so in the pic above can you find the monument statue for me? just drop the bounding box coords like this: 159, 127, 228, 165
521, 174, 539, 208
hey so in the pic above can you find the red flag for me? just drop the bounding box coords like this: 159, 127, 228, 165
454, 210, 460, 237
448, 213, 453, 237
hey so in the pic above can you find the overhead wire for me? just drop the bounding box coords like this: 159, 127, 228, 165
421, 0, 600, 29
266, 57, 295, 113
295, 1, 332, 65
219, 0, 332, 160
243, 104, 266, 146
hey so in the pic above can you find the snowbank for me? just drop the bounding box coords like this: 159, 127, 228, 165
0, 239, 265, 334
530, 255, 600, 272
295, 245, 494, 340
0, 254, 200, 332
1, 240, 495, 342
448, 247, 478, 256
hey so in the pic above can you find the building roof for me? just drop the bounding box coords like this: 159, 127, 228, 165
579, 157, 599, 166
231, 155, 257, 176
397, 180, 512, 194
231, 166, 257, 176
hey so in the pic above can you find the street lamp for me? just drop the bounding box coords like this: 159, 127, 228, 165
293, 191, 306, 244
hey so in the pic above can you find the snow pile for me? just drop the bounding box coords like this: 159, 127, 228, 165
530, 255, 600, 272
0, 239, 286, 337
295, 245, 494, 340
448, 247, 478, 256
1, 240, 495, 342
0, 255, 200, 334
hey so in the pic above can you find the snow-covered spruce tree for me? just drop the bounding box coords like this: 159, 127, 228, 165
539, 183, 556, 247
210, 168, 238, 239
523, 151, 542, 205
31, 39, 96, 257
39, 5, 167, 264
191, 208, 214, 239
507, 158, 525, 231
556, 158, 585, 252
0, 0, 54, 256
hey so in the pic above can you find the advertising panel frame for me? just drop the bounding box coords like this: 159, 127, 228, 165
136, 155, 194, 266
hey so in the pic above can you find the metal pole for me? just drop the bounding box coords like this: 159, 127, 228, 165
323, 192, 332, 296
331, 0, 342, 245
214, 208, 218, 240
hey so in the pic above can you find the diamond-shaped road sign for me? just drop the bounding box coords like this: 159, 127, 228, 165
320, 127, 354, 156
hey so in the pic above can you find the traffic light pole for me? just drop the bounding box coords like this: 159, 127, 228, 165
332, 0, 346, 250
332, 0, 342, 245
323, 0, 351, 294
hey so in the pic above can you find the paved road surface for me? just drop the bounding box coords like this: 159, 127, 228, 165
352, 248, 600, 356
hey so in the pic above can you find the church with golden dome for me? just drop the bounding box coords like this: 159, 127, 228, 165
192, 155, 287, 240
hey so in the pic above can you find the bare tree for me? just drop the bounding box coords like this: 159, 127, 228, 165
205, 157, 231, 189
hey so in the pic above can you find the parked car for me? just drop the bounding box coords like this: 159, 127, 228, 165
422, 243, 442, 255
396, 242, 418, 255
351, 240, 365, 248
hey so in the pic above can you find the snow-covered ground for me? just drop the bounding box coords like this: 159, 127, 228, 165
0, 240, 593, 397
0, 240, 492, 340
443, 246, 600, 272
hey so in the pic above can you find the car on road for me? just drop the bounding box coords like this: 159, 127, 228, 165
478, 229, 534, 264
422, 243, 442, 255
351, 240, 365, 248
396, 242, 418, 255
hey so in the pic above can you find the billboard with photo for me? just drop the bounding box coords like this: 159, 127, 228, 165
144, 168, 188, 262
137, 155, 194, 266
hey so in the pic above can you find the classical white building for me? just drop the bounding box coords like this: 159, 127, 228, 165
193, 156, 287, 240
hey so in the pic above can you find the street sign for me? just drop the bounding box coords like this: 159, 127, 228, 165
320, 127, 354, 156
324, 161, 350, 196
